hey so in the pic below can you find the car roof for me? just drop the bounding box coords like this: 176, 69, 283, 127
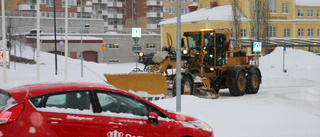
5, 82, 127, 102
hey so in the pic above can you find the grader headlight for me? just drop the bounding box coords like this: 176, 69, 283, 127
183, 49, 188, 55
210, 67, 214, 71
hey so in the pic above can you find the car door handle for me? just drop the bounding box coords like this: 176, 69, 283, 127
47, 118, 62, 124
107, 122, 123, 127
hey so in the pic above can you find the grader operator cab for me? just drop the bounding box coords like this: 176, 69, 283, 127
105, 29, 261, 99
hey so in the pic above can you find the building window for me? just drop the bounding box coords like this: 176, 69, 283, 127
268, 26, 277, 37
308, 9, 313, 17
134, 20, 137, 26
267, 0, 277, 13
298, 9, 304, 17
308, 28, 314, 37
41, 0, 45, 4
169, 7, 175, 14
251, 28, 255, 37
318, 28, 320, 36
284, 28, 290, 37
46, 0, 54, 7
282, 2, 288, 14
241, 29, 247, 37
109, 43, 119, 49
122, 20, 126, 25
109, 59, 119, 62
181, 7, 189, 14
168, 0, 175, 2
146, 43, 156, 49
134, 8, 136, 14
298, 28, 304, 37
121, 9, 126, 15
317, 9, 320, 17
181, 0, 187, 2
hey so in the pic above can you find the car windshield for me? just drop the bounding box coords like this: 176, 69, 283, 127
0, 91, 15, 110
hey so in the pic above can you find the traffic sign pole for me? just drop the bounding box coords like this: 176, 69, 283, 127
283, 42, 286, 73
132, 28, 141, 71
253, 42, 262, 66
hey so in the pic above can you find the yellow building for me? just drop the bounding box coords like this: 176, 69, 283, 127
159, 0, 320, 54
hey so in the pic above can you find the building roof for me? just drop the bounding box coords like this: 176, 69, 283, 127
296, 0, 320, 7
159, 5, 248, 25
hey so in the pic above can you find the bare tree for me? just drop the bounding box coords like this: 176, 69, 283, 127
249, 0, 270, 53
229, 0, 242, 50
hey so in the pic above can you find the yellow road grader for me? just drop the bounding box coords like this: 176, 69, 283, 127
105, 29, 261, 99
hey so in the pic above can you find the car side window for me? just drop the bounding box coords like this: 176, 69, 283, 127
96, 92, 148, 116
46, 91, 91, 111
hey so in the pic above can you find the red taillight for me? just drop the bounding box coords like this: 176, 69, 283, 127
0, 103, 24, 124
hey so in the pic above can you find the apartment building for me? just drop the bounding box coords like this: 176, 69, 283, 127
159, 0, 320, 54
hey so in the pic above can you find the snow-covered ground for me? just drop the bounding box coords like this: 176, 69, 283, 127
1, 44, 320, 137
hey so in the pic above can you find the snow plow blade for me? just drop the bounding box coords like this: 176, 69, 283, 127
104, 73, 168, 98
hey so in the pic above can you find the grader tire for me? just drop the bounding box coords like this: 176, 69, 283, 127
173, 75, 194, 97
246, 68, 261, 94
228, 68, 247, 96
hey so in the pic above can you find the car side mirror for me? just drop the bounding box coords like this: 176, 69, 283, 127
148, 112, 159, 126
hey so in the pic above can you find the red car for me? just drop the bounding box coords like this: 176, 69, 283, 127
0, 82, 213, 137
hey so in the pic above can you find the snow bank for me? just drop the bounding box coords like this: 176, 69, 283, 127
260, 47, 320, 82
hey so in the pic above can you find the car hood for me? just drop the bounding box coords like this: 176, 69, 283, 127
164, 110, 198, 122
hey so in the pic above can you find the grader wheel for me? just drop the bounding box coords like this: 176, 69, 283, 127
246, 67, 261, 94
228, 68, 247, 96
173, 74, 194, 96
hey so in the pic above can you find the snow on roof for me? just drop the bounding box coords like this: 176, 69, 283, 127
39, 36, 103, 41
296, 0, 320, 7
159, 5, 248, 25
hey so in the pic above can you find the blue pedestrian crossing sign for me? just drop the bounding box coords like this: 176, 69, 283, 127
253, 42, 262, 52
132, 28, 141, 37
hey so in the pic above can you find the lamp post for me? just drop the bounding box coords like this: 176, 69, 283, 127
80, 0, 83, 78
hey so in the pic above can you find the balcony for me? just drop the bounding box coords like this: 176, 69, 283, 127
19, 4, 36, 11
107, 1, 123, 7
147, 24, 159, 29
107, 25, 123, 30
84, 7, 92, 13
92, 0, 108, 4
107, 12, 123, 19
146, 0, 163, 6
102, 11, 108, 16
147, 12, 163, 18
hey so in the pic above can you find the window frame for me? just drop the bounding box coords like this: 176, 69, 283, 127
108, 43, 120, 49
308, 28, 314, 37
268, 0, 277, 14
282, 2, 289, 14
241, 29, 247, 38
298, 9, 304, 17
268, 26, 277, 37
298, 28, 304, 37
308, 9, 314, 17
284, 28, 290, 38
146, 43, 156, 49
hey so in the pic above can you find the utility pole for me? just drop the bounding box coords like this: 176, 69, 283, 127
80, 0, 84, 78
65, 0, 69, 80
54, 0, 58, 75
37, 0, 40, 81
176, 0, 182, 112
255, 0, 259, 66
2, 0, 7, 83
